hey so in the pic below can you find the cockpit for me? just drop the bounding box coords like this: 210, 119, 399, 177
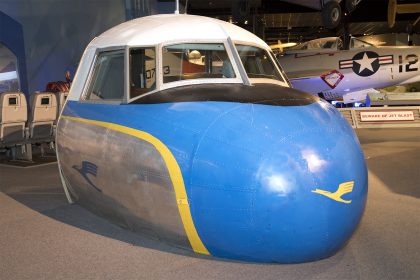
82, 41, 289, 103
287, 37, 375, 52
70, 14, 291, 105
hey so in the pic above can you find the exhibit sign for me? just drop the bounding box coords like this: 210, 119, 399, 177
360, 111, 415, 122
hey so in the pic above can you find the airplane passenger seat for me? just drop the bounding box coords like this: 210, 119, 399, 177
28, 92, 58, 142
54, 91, 69, 123
0, 92, 28, 146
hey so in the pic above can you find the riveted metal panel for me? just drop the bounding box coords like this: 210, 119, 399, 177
57, 118, 189, 247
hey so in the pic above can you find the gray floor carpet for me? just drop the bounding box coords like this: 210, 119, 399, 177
1, 128, 419, 280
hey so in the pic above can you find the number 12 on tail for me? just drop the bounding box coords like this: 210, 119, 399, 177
399, 54, 418, 73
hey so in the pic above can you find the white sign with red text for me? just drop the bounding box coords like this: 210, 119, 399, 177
360, 111, 415, 122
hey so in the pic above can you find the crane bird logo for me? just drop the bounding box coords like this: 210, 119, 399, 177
312, 181, 354, 204
73, 161, 102, 192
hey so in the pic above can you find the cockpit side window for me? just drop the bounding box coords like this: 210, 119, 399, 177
85, 50, 124, 101
235, 45, 285, 83
162, 43, 236, 84
130, 47, 156, 98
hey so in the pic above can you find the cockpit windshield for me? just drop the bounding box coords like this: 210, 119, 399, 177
162, 43, 236, 84
288, 37, 374, 51
289, 37, 342, 51
235, 45, 285, 84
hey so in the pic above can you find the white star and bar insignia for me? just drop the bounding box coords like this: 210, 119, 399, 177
339, 51, 393, 77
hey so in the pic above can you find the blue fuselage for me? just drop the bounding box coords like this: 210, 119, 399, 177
58, 84, 367, 263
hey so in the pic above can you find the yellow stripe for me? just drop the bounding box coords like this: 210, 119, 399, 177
62, 115, 210, 255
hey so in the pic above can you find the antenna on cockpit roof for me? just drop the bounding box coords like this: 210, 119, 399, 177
175, 0, 188, 15
175, 0, 179, 14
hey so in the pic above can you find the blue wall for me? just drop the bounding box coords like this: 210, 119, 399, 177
0, 0, 185, 97
0, 0, 127, 96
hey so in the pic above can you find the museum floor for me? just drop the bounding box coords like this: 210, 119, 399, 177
1, 128, 419, 280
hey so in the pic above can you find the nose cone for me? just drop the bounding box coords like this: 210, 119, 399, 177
188, 100, 367, 263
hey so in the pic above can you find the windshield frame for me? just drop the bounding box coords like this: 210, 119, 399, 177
127, 39, 291, 103
234, 41, 289, 87
157, 39, 244, 92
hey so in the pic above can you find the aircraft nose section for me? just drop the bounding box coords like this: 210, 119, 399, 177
189, 101, 368, 263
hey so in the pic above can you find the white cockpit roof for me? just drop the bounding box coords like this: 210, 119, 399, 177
67, 14, 290, 103
90, 14, 268, 49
